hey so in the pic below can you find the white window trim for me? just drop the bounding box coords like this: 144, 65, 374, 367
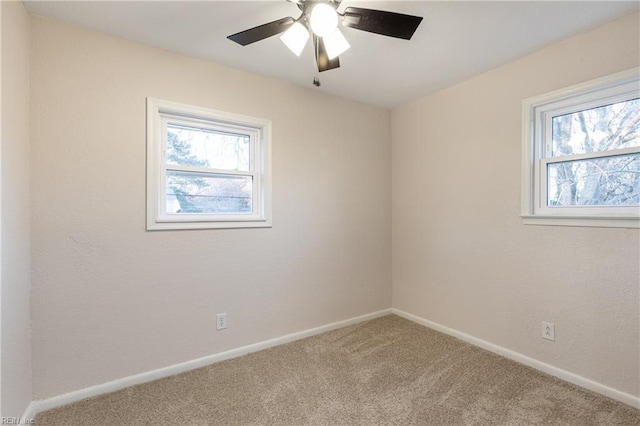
146, 98, 272, 230
521, 68, 640, 229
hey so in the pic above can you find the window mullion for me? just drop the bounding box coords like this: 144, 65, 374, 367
165, 164, 257, 177
545, 146, 640, 164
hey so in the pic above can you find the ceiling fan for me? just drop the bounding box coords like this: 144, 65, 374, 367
227, 0, 423, 82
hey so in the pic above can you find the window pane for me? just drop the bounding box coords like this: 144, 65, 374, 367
551, 98, 640, 157
547, 153, 640, 206
167, 124, 250, 171
166, 171, 252, 214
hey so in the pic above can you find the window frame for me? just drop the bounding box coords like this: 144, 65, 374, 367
521, 68, 640, 228
146, 98, 272, 230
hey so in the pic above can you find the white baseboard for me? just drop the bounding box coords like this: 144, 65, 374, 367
21, 401, 37, 422
28, 307, 640, 414
392, 308, 640, 409
33, 308, 392, 414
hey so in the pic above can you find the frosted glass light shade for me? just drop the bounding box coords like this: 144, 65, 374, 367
280, 22, 310, 56
309, 3, 338, 37
323, 28, 350, 60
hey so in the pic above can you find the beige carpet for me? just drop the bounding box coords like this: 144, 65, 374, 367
36, 315, 640, 425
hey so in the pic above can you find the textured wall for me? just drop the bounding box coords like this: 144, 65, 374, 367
30, 17, 391, 399
392, 13, 640, 397
1, 0, 32, 417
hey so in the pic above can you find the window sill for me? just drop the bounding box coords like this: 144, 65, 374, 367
521, 215, 639, 229
147, 219, 272, 231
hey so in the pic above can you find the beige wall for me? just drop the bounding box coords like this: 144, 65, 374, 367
24, 6, 640, 404
1, 0, 32, 417
30, 17, 391, 399
392, 13, 640, 397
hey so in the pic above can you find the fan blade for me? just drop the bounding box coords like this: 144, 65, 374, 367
228, 17, 295, 46
342, 7, 422, 40
314, 35, 340, 72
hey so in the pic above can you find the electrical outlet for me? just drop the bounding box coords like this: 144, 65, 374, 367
542, 321, 555, 341
216, 313, 227, 331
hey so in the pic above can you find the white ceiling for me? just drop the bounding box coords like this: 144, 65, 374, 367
25, 1, 639, 108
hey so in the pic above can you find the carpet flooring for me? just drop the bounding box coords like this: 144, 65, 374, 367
36, 315, 640, 425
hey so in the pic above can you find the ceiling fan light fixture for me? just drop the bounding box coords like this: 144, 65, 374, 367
227, 2, 423, 78
309, 3, 338, 37
280, 21, 309, 56
323, 28, 350, 60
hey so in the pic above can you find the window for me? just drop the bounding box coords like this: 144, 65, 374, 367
522, 68, 639, 228
146, 98, 272, 230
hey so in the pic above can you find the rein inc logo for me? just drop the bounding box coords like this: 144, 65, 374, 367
1, 418, 34, 425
